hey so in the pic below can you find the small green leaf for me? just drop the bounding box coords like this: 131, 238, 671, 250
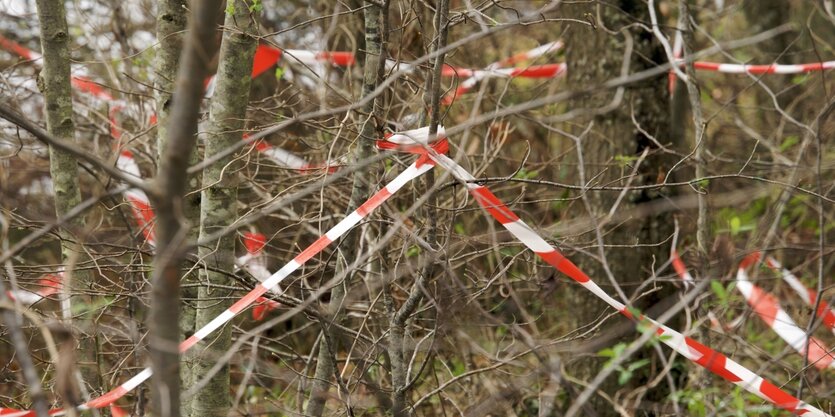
274, 66, 284, 80
454, 223, 465, 235
617, 370, 632, 385
780, 135, 799, 152
710, 280, 727, 302
729, 216, 741, 235
614, 154, 639, 168
627, 359, 650, 372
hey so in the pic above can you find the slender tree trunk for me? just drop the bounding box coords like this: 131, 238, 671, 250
152, 2, 201, 415
563, 1, 674, 414
33, 0, 100, 394
189, 2, 257, 417
305, 2, 387, 416
387, 1, 448, 415
149, 0, 223, 415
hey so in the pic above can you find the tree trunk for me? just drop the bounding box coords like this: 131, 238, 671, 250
149, 0, 223, 415
189, 2, 257, 417
563, 1, 675, 414
387, 1, 448, 415
34, 0, 100, 394
305, 2, 386, 416
152, 2, 201, 415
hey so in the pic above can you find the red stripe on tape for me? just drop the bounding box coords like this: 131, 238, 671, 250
316, 51, 355, 66
470, 187, 520, 224
294, 236, 333, 264
110, 405, 129, 417
252, 44, 283, 78
357, 188, 391, 217
759, 380, 806, 414
71, 76, 113, 101
806, 338, 835, 369
535, 250, 591, 283
693, 61, 721, 71
442, 66, 473, 77
228, 284, 269, 314
739, 252, 761, 270
510, 64, 563, 78
0, 34, 36, 60
243, 232, 267, 254
684, 337, 742, 383
671, 251, 688, 279
747, 285, 780, 327
85, 386, 127, 408
180, 335, 200, 352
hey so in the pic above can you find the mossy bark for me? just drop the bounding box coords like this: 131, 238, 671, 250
563, 1, 675, 414
150, 0, 223, 413
189, 2, 257, 417
305, 2, 386, 416
34, 0, 101, 394
152, 1, 200, 414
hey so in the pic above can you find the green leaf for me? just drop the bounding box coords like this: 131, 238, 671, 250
710, 280, 727, 302
514, 168, 538, 180
614, 154, 639, 168
617, 370, 632, 385
779, 135, 799, 152
729, 216, 741, 235
454, 223, 465, 235
627, 359, 650, 372
274, 66, 284, 80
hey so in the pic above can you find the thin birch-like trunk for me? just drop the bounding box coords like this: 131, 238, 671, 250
189, 2, 258, 416
152, 1, 199, 415
34, 0, 100, 393
387, 1, 448, 415
305, 2, 387, 415
149, 0, 223, 414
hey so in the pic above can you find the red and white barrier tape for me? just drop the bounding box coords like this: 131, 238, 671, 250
204, 45, 355, 96
0, 142, 442, 416
670, 249, 694, 286
376, 128, 832, 417
669, 250, 743, 333
495, 40, 564, 68
238, 232, 281, 321
250, 137, 340, 173
737, 253, 834, 370
668, 31, 684, 94
115, 150, 157, 247
0, 33, 337, 176
441, 41, 564, 105
763, 256, 835, 336
4, 274, 62, 306
441, 64, 567, 104
3, 30, 835, 414
692, 61, 835, 74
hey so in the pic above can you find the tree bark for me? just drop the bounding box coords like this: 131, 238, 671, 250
387, 1, 448, 415
33, 0, 100, 393
189, 2, 257, 416
563, 1, 675, 414
305, 2, 387, 416
149, 0, 223, 415
152, 2, 201, 415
